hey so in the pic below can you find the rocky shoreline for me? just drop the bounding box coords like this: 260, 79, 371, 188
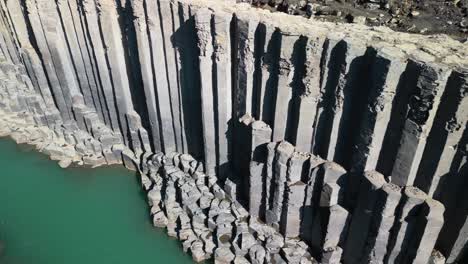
0, 58, 148, 170
138, 152, 315, 263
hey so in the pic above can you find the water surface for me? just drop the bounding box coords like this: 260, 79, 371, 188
0, 138, 193, 264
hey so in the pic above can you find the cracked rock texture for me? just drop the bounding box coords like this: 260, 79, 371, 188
0, 0, 466, 263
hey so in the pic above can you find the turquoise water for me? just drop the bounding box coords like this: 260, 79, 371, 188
0, 138, 193, 264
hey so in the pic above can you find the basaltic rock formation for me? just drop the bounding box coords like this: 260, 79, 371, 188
0, 0, 466, 263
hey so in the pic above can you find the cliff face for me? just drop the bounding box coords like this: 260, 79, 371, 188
0, 0, 467, 263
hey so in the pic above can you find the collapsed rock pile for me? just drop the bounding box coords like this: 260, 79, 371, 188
137, 152, 317, 263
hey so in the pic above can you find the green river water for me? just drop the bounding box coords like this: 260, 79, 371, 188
0, 138, 193, 264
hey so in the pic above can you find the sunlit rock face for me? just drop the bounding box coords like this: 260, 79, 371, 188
0, 0, 466, 263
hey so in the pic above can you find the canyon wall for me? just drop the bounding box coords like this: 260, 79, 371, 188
0, 0, 467, 263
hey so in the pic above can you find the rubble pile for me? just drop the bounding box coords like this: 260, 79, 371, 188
137, 152, 318, 263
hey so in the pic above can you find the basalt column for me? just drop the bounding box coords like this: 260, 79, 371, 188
96, 0, 135, 145
391, 60, 452, 187
82, 0, 121, 133
131, 0, 162, 151
195, 8, 217, 177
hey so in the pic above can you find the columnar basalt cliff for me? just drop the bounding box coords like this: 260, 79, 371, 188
0, 0, 466, 263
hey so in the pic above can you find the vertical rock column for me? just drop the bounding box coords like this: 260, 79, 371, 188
316, 163, 349, 261
231, 12, 259, 186
320, 205, 348, 264
71, 96, 88, 131
311, 33, 342, 155
72, 0, 107, 125
309, 162, 347, 251
175, 1, 204, 159
282, 181, 306, 238
313, 35, 367, 162
234, 11, 258, 117
293, 34, 326, 153
213, 11, 233, 178
171, 1, 189, 154
0, 1, 20, 64
326, 37, 370, 167
266, 141, 294, 230
2, 0, 27, 49
36, 0, 82, 118
362, 183, 401, 263
248, 161, 264, 219
25, 0, 72, 121
385, 186, 427, 264
405, 199, 445, 264
68, 0, 106, 124
96, 0, 135, 146
126, 111, 146, 156
280, 151, 309, 237
195, 8, 216, 177
2, 0, 35, 90
351, 47, 407, 174
248, 120, 272, 219
56, 0, 95, 113
445, 214, 468, 264
131, 0, 162, 151
271, 29, 298, 142
415, 68, 468, 196
146, 0, 176, 153
264, 141, 278, 220
257, 23, 279, 124
250, 121, 272, 162
232, 114, 254, 190
159, 0, 185, 153
81, 0, 120, 134
300, 155, 325, 243
3, 0, 58, 121
343, 171, 386, 264
23, 47, 59, 123
391, 60, 451, 186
